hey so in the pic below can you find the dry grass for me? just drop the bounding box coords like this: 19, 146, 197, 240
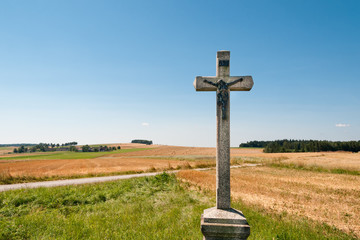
0, 157, 196, 179
234, 151, 360, 172
0, 147, 15, 155
178, 167, 360, 237
0, 145, 220, 182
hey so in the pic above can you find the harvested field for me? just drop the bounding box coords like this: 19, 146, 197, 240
232, 151, 360, 172
178, 167, 360, 237
0, 145, 217, 180
0, 157, 192, 178
1, 144, 360, 182
0, 147, 14, 155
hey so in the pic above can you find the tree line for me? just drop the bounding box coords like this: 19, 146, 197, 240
13, 142, 78, 153
239, 141, 270, 148
131, 139, 153, 145
81, 145, 121, 152
240, 140, 360, 153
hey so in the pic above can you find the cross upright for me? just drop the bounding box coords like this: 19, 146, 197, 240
194, 51, 253, 209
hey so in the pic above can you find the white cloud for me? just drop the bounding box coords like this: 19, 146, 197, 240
142, 122, 149, 127
335, 123, 350, 128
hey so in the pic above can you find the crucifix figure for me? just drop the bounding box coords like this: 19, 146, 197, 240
203, 78, 243, 119
194, 51, 253, 240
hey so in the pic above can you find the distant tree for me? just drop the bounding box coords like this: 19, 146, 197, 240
69, 146, 78, 152
82, 145, 91, 152
117, 146, 121, 150
112, 147, 116, 151
13, 148, 18, 153
18, 146, 26, 153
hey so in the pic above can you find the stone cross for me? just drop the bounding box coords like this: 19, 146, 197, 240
194, 51, 253, 209
194, 51, 253, 240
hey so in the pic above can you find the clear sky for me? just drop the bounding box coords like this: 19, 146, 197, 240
1, 0, 359, 147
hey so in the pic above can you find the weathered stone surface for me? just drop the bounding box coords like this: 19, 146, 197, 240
193, 76, 253, 92
216, 89, 230, 209
217, 51, 230, 77
201, 207, 250, 240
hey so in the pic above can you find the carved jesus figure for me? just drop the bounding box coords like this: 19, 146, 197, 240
203, 78, 243, 119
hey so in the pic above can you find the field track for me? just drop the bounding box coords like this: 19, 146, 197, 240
0, 164, 259, 192
0, 171, 167, 192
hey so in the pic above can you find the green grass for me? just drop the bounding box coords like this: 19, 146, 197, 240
0, 173, 207, 239
0, 173, 356, 239
269, 162, 360, 176
0, 148, 149, 161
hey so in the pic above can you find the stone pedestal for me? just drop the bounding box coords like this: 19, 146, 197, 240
201, 207, 250, 240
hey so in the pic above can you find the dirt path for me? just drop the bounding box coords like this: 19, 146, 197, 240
0, 171, 174, 192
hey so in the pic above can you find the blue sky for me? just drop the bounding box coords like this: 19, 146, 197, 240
1, 0, 359, 147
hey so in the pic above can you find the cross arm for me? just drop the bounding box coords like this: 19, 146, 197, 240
193, 76, 254, 91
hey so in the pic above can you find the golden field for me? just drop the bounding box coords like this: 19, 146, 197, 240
178, 163, 360, 237
1, 144, 359, 179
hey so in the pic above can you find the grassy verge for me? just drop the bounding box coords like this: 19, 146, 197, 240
231, 156, 360, 176
180, 180, 357, 240
231, 147, 264, 149
0, 148, 149, 161
0, 173, 356, 239
0, 170, 144, 185
0, 173, 208, 239
269, 162, 360, 176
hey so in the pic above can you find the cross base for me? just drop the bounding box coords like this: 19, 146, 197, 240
201, 207, 250, 240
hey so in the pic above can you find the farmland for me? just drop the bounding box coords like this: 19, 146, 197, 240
0, 144, 219, 183
0, 147, 14, 155
1, 144, 359, 183
0, 144, 359, 238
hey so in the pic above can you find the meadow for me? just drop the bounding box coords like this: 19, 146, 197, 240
0, 173, 355, 240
